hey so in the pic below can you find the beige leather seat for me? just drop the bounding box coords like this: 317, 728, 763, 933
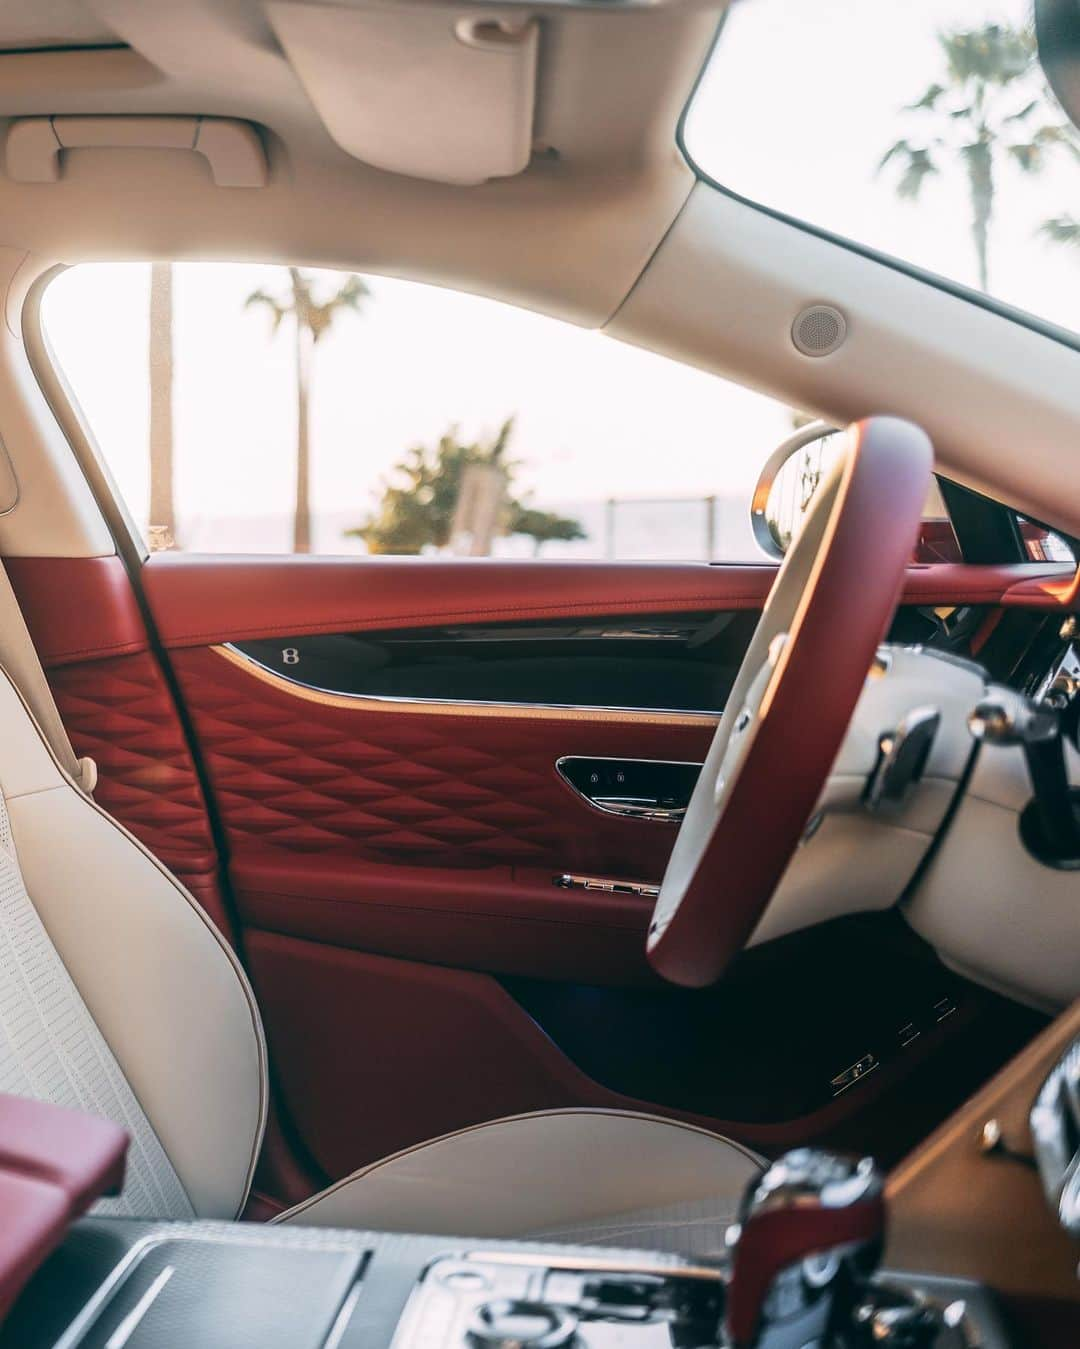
0, 665, 760, 1256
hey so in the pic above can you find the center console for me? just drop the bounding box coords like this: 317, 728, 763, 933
9, 1014, 1080, 1349
1, 1158, 1012, 1349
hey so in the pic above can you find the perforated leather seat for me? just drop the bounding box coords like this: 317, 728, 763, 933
0, 664, 760, 1256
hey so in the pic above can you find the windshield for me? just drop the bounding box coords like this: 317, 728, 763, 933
683, 0, 1080, 337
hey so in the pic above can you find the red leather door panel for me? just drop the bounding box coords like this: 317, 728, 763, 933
166, 641, 717, 983
141, 554, 1077, 649
167, 643, 706, 875
244, 930, 912, 1180
7, 557, 232, 937
136, 553, 1078, 978
141, 555, 775, 646
10, 551, 1077, 1204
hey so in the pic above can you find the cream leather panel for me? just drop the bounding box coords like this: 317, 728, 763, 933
278, 1109, 762, 1258
0, 789, 192, 1218
750, 647, 986, 948
608, 185, 1080, 542
0, 666, 267, 1218
904, 740, 1080, 1012
0, 251, 117, 559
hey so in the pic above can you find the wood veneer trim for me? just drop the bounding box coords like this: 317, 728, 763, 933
887, 999, 1080, 1192
885, 998, 1080, 1302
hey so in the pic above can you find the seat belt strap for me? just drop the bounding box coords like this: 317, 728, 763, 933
0, 558, 96, 794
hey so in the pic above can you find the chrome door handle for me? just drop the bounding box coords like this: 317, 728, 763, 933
590, 796, 687, 821
556, 757, 701, 821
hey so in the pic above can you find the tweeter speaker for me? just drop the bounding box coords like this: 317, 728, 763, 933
791, 304, 847, 357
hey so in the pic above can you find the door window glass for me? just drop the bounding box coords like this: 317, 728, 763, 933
42, 262, 798, 561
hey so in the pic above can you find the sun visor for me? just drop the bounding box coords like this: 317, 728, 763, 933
266, 1, 539, 185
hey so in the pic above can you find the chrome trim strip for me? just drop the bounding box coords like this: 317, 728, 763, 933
464, 1251, 725, 1281
51, 1229, 364, 1349
215, 645, 720, 727
590, 798, 686, 820
323, 1284, 365, 1349
557, 873, 661, 898
51, 1236, 164, 1349
104, 1265, 175, 1349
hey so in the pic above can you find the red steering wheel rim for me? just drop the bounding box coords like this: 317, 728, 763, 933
646, 417, 933, 988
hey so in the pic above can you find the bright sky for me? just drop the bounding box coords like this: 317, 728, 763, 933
687, 0, 1079, 327
40, 0, 1080, 560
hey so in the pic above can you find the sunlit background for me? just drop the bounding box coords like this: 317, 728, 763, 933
41, 0, 1080, 561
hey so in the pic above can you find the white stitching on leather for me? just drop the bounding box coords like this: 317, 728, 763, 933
0, 662, 269, 1218
0, 785, 194, 1218
275, 1108, 764, 1225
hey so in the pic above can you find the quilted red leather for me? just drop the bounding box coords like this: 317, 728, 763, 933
44, 653, 231, 936
7, 556, 233, 938
170, 646, 714, 878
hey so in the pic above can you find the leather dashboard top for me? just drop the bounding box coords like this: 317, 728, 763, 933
140, 555, 1078, 650
7, 555, 1076, 667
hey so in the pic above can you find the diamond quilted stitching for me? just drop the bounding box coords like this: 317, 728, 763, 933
45, 641, 709, 892
163, 659, 562, 862
162, 647, 701, 876
47, 653, 218, 876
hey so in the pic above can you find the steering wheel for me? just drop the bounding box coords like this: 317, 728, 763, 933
647, 417, 933, 987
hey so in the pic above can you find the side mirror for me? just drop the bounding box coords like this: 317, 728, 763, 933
1036, 0, 1080, 133
750, 421, 845, 559
751, 426, 1058, 567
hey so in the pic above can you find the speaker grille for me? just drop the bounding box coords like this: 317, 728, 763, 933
792, 305, 847, 357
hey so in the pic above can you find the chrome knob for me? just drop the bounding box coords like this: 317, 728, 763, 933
852, 1287, 971, 1347
725, 1148, 885, 1347
968, 690, 1059, 746
466, 1299, 578, 1349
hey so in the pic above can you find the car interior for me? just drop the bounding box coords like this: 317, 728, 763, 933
1, 0, 1080, 1346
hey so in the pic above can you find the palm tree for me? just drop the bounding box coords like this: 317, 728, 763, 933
1041, 215, 1080, 250
148, 263, 176, 550
245, 268, 370, 553
879, 22, 1080, 292
350, 418, 585, 556
508, 502, 587, 556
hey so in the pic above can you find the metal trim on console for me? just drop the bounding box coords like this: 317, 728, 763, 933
464, 1251, 726, 1281
49, 1228, 366, 1349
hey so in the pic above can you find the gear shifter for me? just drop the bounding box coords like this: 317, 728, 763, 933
724, 1148, 886, 1347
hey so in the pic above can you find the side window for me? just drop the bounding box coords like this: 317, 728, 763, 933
1017, 517, 1076, 564
914, 478, 963, 564
41, 262, 805, 563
